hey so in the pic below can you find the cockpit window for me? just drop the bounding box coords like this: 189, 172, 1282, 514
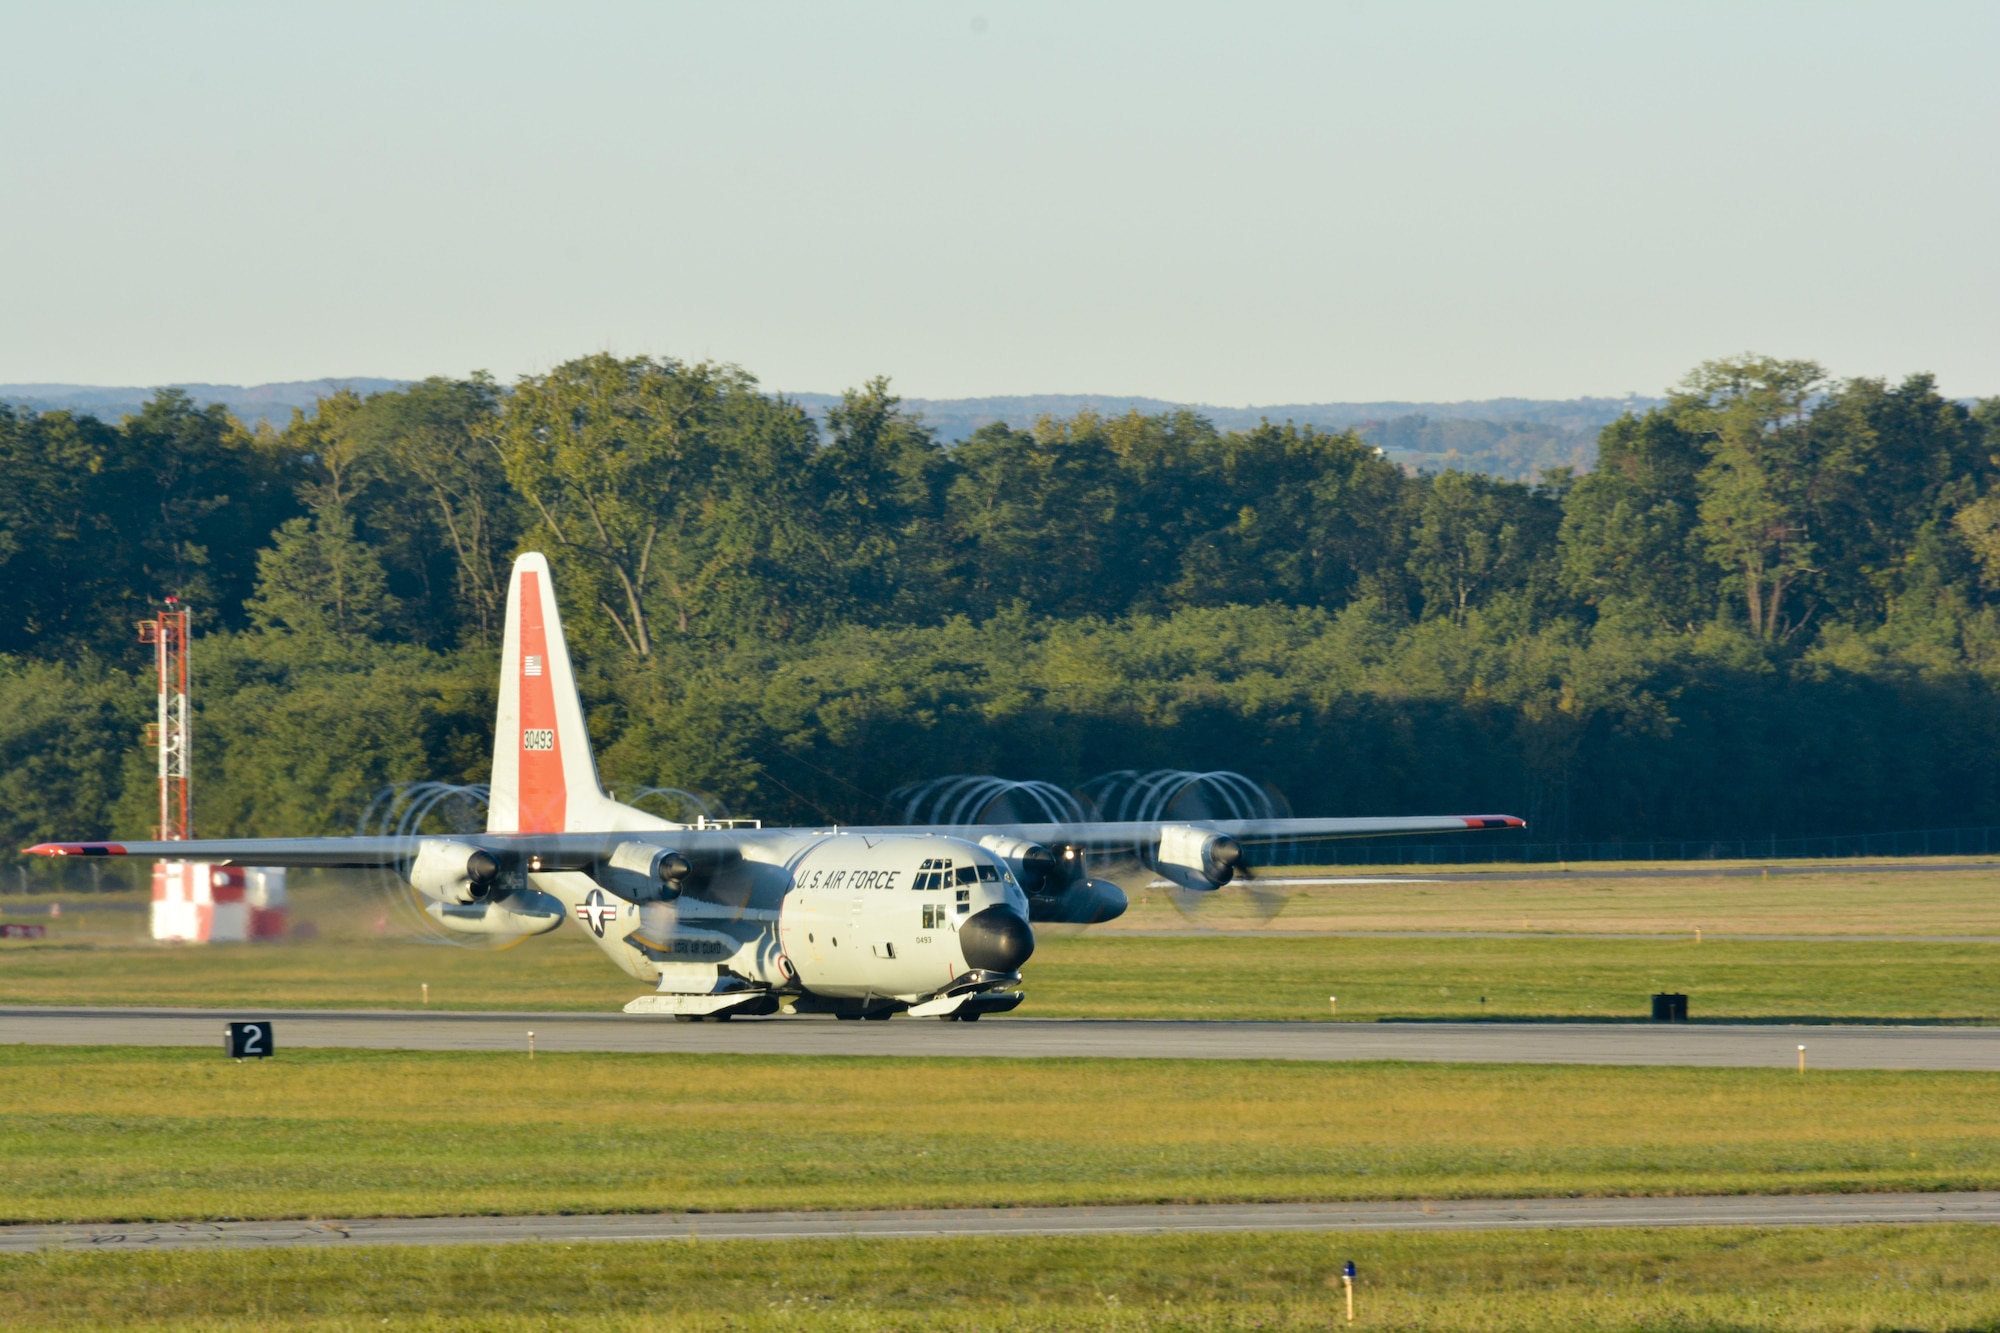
916, 857, 1002, 888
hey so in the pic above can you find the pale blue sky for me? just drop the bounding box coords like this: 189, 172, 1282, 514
1, 2, 1994, 402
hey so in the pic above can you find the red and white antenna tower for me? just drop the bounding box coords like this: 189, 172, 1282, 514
138, 600, 192, 841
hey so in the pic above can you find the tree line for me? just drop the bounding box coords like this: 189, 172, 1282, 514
4, 353, 1999, 860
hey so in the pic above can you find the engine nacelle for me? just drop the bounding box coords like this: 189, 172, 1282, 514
407, 839, 507, 905
594, 841, 692, 903
977, 835, 1059, 895
1155, 824, 1243, 891
1025, 876, 1128, 924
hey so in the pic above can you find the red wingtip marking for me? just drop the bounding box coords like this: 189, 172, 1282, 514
1460, 817, 1527, 830
24, 842, 128, 857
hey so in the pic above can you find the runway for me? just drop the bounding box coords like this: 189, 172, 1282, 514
5, 1007, 1999, 1068
1269, 860, 2000, 883
5, 1191, 1998, 1253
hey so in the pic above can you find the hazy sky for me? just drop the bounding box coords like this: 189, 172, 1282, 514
2, 2, 1995, 402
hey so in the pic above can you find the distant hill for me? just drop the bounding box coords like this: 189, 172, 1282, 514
0, 379, 405, 427
2, 380, 1659, 480
791, 391, 1660, 480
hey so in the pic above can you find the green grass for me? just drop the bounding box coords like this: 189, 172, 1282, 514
6, 1227, 2000, 1330
1026, 933, 2000, 1022
5, 928, 1994, 1023
0, 917, 639, 1011
6, 863, 1998, 1021
4, 1047, 2000, 1224
1110, 859, 2000, 935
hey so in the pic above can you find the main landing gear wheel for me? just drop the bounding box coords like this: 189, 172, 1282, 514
939, 1011, 981, 1022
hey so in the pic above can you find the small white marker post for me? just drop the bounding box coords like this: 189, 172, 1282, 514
1695, 928, 1702, 944
1329, 995, 1337, 1018
1797, 1043, 1806, 1074
528, 1030, 536, 1060
421, 983, 429, 1006
1342, 1260, 1356, 1323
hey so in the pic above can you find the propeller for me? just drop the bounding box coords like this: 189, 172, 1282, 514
353, 781, 501, 947
1076, 769, 1302, 925
1233, 861, 1295, 924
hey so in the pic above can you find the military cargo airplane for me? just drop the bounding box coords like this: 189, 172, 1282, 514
28, 554, 1524, 1020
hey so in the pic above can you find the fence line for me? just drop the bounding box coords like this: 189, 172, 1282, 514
1295, 824, 2000, 866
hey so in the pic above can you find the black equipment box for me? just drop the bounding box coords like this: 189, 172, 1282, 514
1650, 993, 1688, 1022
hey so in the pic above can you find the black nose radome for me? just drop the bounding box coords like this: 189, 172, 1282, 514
960, 907, 1035, 972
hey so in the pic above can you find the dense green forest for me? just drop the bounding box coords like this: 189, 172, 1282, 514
5, 353, 2000, 862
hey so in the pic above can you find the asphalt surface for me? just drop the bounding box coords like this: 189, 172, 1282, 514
1112, 929, 2000, 941
5, 1007, 1998, 1068
1279, 861, 2000, 882
6, 1192, 1998, 1253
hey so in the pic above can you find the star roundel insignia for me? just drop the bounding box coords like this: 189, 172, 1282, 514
576, 889, 620, 938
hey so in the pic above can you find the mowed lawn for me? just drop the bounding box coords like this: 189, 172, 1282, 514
6, 1228, 2000, 1331
3, 1047, 1999, 1223
2, 926, 1996, 1022
1026, 933, 2000, 1022
1102, 858, 2000, 936
0, 930, 642, 1011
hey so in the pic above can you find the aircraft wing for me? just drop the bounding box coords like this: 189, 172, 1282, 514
21, 831, 743, 870
842, 814, 1524, 846
26, 837, 420, 866
24, 814, 1521, 866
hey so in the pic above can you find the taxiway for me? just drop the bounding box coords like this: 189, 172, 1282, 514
3, 1007, 1996, 1068
5, 1192, 1998, 1252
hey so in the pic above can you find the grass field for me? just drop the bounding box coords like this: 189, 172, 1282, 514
5, 1227, 2000, 1330
3, 922, 1996, 1022
3, 861, 1997, 1020
4, 1047, 1998, 1223
1102, 858, 2000, 935
1028, 933, 2000, 1021
8, 864, 1995, 1328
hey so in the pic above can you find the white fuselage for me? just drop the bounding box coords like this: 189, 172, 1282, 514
530, 832, 1031, 1005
